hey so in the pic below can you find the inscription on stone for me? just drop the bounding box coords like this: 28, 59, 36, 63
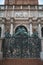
15, 11, 28, 18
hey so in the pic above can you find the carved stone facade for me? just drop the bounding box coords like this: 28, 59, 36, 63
0, 0, 43, 60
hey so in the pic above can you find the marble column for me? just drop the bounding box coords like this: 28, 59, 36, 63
38, 24, 41, 38
1, 24, 5, 38
10, 24, 13, 36
30, 23, 33, 36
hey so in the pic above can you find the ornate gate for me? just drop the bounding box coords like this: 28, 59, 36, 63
2, 26, 41, 58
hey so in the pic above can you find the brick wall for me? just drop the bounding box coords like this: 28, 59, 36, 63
5, 0, 38, 5
0, 59, 43, 65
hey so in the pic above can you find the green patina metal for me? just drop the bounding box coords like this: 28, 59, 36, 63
5, 32, 11, 38
3, 26, 41, 58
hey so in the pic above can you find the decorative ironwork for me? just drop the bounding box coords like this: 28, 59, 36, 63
3, 27, 41, 58
5, 32, 11, 38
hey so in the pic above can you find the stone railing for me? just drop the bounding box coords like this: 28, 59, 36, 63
0, 5, 43, 10
0, 5, 43, 18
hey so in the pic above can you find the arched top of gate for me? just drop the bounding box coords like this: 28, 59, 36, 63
15, 25, 28, 33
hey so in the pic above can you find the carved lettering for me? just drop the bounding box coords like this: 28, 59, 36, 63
15, 11, 28, 18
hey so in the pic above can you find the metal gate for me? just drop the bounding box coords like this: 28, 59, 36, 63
2, 26, 41, 58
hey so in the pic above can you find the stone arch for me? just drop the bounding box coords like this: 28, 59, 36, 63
15, 25, 28, 33
14, 24, 28, 33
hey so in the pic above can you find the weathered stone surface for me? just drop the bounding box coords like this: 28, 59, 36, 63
5, 0, 38, 5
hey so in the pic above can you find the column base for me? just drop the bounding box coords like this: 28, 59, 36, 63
0, 52, 3, 60
40, 52, 43, 60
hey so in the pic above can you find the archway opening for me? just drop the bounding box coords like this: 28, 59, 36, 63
15, 25, 28, 33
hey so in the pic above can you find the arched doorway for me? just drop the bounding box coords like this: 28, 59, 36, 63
14, 25, 28, 58
15, 25, 28, 33
3, 25, 41, 58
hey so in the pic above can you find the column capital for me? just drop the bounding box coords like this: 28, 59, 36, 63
29, 18, 32, 24
1, 18, 5, 24
2, 19, 5, 23
37, 18, 41, 23
10, 18, 14, 23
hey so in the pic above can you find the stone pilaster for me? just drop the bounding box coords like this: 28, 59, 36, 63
29, 19, 33, 36
10, 24, 13, 36
38, 24, 41, 38
10, 18, 14, 36
1, 24, 5, 38
30, 23, 33, 36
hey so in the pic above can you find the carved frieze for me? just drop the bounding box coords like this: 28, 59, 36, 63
14, 11, 29, 19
